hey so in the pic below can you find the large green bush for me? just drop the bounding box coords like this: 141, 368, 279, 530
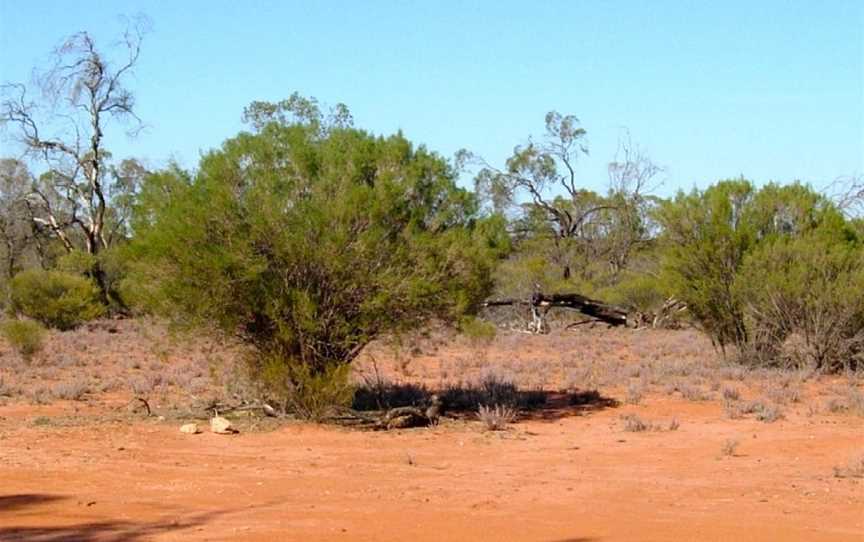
9, 269, 105, 330
656, 179, 756, 352
735, 231, 864, 372
657, 179, 861, 368
126, 121, 506, 415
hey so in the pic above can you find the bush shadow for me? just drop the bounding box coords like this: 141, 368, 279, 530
352, 379, 618, 423
0, 493, 232, 542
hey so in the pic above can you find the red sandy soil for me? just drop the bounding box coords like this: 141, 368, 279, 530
0, 320, 862, 541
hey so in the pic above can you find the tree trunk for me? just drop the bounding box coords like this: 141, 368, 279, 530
485, 291, 630, 329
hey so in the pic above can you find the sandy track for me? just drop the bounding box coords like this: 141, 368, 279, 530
1, 397, 861, 541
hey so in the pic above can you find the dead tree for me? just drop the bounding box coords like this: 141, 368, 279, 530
485, 291, 630, 332
468, 117, 661, 282
0, 18, 148, 300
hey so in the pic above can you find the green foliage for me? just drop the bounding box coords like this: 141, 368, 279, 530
735, 230, 863, 371
56, 251, 99, 276
259, 357, 354, 420
126, 118, 505, 410
9, 269, 104, 330
598, 272, 667, 315
0, 318, 46, 361
459, 316, 497, 344
656, 178, 756, 351
657, 179, 860, 366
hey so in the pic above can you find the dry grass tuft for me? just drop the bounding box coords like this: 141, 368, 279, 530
833, 453, 864, 478
51, 379, 89, 401
625, 382, 644, 405
476, 404, 516, 431
721, 438, 740, 457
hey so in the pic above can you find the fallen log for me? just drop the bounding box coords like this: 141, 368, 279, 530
484, 292, 630, 329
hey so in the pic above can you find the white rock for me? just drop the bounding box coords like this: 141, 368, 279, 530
210, 416, 236, 434
179, 423, 200, 434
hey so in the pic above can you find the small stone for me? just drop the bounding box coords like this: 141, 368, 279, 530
210, 416, 236, 434
179, 423, 200, 434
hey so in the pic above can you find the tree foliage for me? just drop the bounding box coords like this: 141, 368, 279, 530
657, 178, 861, 368
126, 113, 507, 397
9, 268, 104, 330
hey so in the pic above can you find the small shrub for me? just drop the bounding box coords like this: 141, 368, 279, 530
0, 376, 20, 397
476, 404, 516, 431
723, 399, 745, 419
625, 383, 644, 405
668, 418, 680, 431
260, 359, 354, 420
0, 319, 46, 361
833, 454, 864, 478
765, 383, 802, 405
52, 379, 89, 401
129, 376, 156, 395
28, 387, 52, 405
9, 269, 104, 330
845, 387, 864, 416
722, 386, 741, 401
459, 316, 497, 345
679, 384, 709, 402
825, 398, 849, 414
753, 402, 784, 423
721, 439, 740, 457
621, 413, 650, 432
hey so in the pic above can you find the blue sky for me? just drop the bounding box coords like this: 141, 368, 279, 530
1, 1, 862, 196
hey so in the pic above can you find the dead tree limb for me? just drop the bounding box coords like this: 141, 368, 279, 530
485, 292, 630, 330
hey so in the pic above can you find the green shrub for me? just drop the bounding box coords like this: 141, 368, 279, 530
0, 318, 47, 361
125, 115, 504, 410
599, 272, 667, 315
259, 357, 354, 420
9, 269, 104, 330
735, 232, 864, 372
459, 316, 497, 344
656, 179, 756, 352
657, 180, 854, 358
56, 251, 99, 276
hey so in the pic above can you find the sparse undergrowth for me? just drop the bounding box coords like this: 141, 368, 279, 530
477, 404, 516, 431
833, 454, 864, 479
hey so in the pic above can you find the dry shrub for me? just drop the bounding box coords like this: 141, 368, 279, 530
0, 376, 20, 398
833, 454, 864, 478
723, 399, 745, 419
722, 386, 741, 401
753, 401, 784, 423
476, 404, 516, 431
625, 382, 644, 405
765, 383, 802, 405
621, 413, 654, 432
721, 439, 740, 457
52, 379, 89, 401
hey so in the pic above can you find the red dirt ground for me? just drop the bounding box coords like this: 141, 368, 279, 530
0, 321, 862, 541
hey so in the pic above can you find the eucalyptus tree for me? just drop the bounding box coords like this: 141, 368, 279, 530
469, 113, 661, 281
0, 17, 149, 299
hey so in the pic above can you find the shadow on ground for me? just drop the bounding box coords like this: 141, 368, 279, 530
0, 493, 226, 542
352, 380, 619, 423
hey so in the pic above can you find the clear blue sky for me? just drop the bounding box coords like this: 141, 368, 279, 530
1, 1, 862, 195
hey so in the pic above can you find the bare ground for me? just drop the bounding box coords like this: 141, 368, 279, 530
0, 320, 862, 541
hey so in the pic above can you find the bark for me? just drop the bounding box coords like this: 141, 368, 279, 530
485, 291, 630, 329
